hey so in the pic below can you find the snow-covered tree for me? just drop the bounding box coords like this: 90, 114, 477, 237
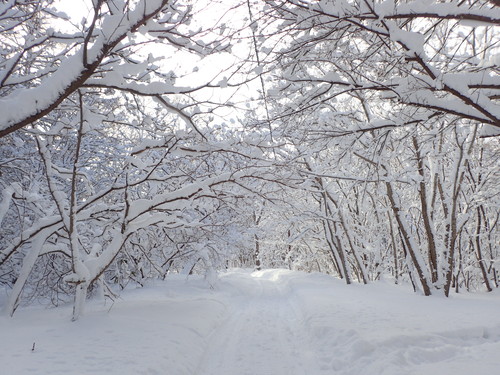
249, 0, 500, 294
0, 0, 272, 319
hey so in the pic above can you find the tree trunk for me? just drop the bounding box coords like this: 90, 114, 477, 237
322, 197, 351, 283
387, 212, 399, 284
4, 230, 49, 316
412, 136, 439, 284
72, 281, 89, 322
476, 206, 492, 292
386, 182, 432, 296
254, 234, 261, 271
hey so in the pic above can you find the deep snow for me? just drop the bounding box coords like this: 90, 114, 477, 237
1, 269, 499, 375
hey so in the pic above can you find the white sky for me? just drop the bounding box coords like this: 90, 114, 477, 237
52, 0, 260, 125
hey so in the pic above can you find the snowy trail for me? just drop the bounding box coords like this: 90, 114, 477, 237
2, 269, 500, 375
196, 274, 319, 375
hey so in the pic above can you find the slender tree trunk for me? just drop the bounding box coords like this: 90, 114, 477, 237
400, 233, 416, 293
254, 233, 261, 271
476, 206, 492, 292
322, 219, 342, 277
412, 136, 439, 284
252, 211, 263, 271
386, 182, 432, 296
387, 212, 399, 284
306, 164, 352, 284
333, 226, 351, 283
324, 191, 367, 284
70, 91, 91, 321
4, 228, 52, 316
443, 127, 476, 297
322, 197, 350, 283
485, 209, 499, 288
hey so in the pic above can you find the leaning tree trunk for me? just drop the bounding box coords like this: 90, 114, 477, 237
386, 182, 432, 296
322, 196, 351, 283
4, 228, 53, 317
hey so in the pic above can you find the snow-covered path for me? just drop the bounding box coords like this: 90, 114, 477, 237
197, 274, 319, 375
1, 269, 500, 375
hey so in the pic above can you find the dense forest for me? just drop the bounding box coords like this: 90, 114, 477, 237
0, 0, 498, 321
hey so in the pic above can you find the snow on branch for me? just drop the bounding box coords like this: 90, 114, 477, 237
0, 0, 170, 138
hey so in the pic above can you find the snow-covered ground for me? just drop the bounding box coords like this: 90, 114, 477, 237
1, 269, 499, 375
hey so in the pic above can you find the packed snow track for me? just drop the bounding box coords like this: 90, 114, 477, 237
196, 272, 320, 375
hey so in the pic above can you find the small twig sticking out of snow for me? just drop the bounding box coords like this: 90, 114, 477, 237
107, 300, 116, 314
